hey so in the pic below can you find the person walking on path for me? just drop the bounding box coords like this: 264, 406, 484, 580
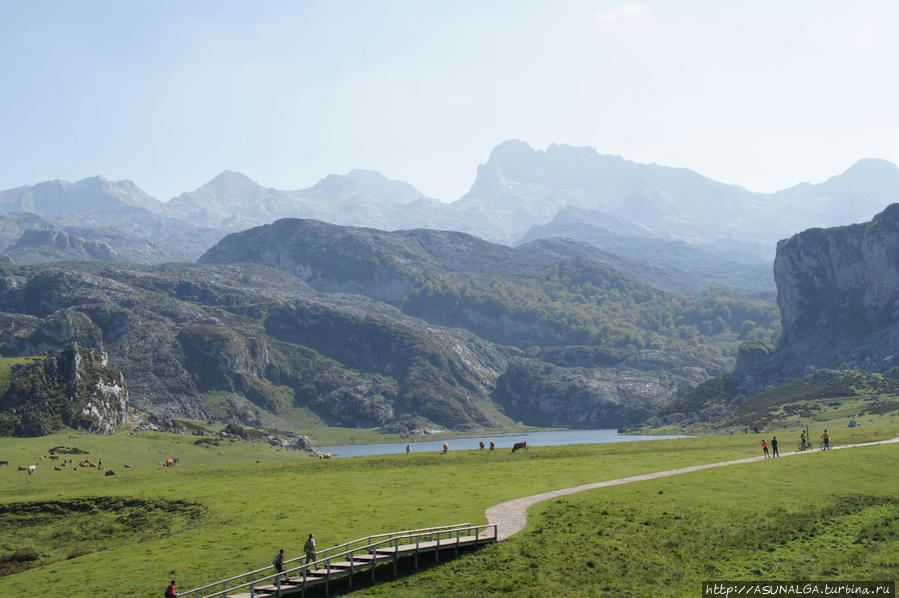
165, 579, 178, 598
821, 429, 831, 450
304, 533, 316, 568
273, 548, 286, 583
771, 435, 779, 457
762, 439, 769, 458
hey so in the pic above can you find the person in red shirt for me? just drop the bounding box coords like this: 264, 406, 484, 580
762, 440, 769, 459
165, 580, 178, 598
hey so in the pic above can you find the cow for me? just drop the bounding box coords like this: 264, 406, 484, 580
27, 464, 36, 475
0, 460, 8, 467
318, 453, 332, 459
49, 455, 59, 460
479, 441, 485, 450
54, 466, 62, 471
442, 442, 449, 454
512, 441, 528, 453
489, 440, 495, 451
17, 465, 27, 471
124, 463, 132, 468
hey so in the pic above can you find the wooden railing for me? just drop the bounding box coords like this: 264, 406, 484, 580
180, 522, 497, 598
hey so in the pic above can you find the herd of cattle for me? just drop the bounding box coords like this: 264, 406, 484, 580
4, 454, 120, 476
3, 439, 532, 472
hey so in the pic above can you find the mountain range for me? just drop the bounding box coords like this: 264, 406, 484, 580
2, 140, 897, 295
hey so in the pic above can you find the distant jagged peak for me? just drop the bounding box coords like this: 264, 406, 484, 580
305, 168, 429, 203
466, 140, 640, 198
841, 157, 899, 177
197, 170, 266, 194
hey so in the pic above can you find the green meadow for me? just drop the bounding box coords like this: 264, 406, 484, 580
1, 424, 897, 597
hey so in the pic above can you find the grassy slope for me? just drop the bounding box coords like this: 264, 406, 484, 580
0, 425, 897, 597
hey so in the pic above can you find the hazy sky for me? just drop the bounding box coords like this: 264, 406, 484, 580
2, 0, 897, 202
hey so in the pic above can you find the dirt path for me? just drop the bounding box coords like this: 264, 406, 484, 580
484, 437, 899, 541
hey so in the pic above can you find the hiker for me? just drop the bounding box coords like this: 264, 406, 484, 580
165, 579, 178, 598
821, 429, 831, 450
800, 430, 807, 450
762, 439, 769, 458
405, 445, 411, 455
273, 548, 286, 582
771, 435, 779, 458
304, 533, 316, 566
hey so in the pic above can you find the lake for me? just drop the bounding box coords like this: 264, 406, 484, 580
315, 429, 688, 458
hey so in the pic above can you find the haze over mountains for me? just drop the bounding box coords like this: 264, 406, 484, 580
1, 140, 897, 293
1, 140, 898, 436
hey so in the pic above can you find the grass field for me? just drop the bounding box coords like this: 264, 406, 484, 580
1, 424, 897, 597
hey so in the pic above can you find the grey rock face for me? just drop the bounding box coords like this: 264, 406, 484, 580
775, 203, 899, 346
0, 343, 128, 436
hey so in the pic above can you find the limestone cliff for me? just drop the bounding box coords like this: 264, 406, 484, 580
0, 343, 128, 436
735, 203, 899, 394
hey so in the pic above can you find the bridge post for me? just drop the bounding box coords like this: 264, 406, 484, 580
250, 573, 255, 598
455, 529, 460, 557
435, 533, 440, 563
349, 552, 354, 590
393, 537, 398, 579
414, 534, 419, 572
326, 559, 331, 597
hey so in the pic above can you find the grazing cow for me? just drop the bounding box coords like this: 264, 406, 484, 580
318, 452, 332, 459
73, 467, 78, 471
405, 445, 411, 455
479, 441, 485, 450
512, 441, 528, 453
489, 440, 495, 451
124, 463, 132, 468
18, 465, 27, 471
49, 455, 59, 460
0, 460, 8, 467
442, 442, 449, 454
27, 464, 37, 475
54, 466, 62, 471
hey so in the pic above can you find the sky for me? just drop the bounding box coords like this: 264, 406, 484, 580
1, 0, 898, 202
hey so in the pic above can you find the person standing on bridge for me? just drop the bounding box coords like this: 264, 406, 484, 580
273, 548, 286, 583
164, 579, 177, 598
304, 533, 316, 567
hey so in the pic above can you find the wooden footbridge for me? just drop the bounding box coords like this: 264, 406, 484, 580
179, 522, 498, 598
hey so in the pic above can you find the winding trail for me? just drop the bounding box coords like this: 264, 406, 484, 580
485, 437, 899, 541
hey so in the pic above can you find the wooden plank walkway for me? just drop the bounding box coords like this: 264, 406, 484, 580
181, 524, 497, 598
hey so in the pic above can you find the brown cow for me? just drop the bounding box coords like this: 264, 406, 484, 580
512, 441, 528, 453
489, 440, 495, 451
479, 441, 485, 450
442, 442, 449, 454
49, 455, 59, 460
54, 466, 62, 471
17, 465, 27, 471
124, 463, 132, 468
0, 460, 8, 467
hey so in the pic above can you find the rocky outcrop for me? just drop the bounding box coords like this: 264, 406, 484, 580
775, 203, 899, 345
730, 203, 899, 397
494, 348, 725, 428
0, 343, 128, 436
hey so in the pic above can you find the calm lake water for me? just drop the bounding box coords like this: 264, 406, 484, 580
316, 429, 688, 458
